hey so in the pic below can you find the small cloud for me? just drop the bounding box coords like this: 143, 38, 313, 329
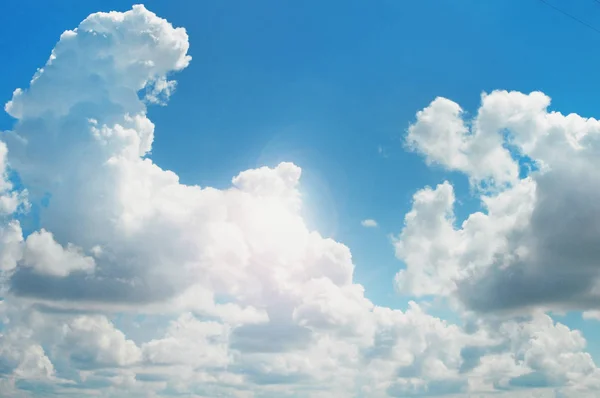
583, 311, 600, 320
361, 219, 378, 228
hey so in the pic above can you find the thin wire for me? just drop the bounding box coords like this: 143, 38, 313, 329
539, 0, 600, 35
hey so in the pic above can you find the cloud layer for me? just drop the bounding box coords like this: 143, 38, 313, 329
0, 4, 598, 398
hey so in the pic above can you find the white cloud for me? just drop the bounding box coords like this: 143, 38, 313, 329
394, 181, 461, 296
0, 141, 25, 213
361, 219, 378, 228
583, 311, 600, 321
3, 343, 55, 381
395, 177, 536, 297
475, 313, 600, 389
406, 96, 519, 189
0, 221, 23, 272
60, 315, 142, 367
0, 5, 597, 398
22, 229, 95, 277
142, 313, 230, 367
397, 90, 600, 314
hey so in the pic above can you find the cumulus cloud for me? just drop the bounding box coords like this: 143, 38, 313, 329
22, 229, 95, 277
60, 315, 142, 367
142, 313, 230, 367
0, 221, 24, 272
397, 90, 600, 314
406, 96, 519, 188
0, 4, 597, 398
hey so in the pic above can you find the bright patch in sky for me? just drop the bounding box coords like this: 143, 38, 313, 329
2, 2, 600, 398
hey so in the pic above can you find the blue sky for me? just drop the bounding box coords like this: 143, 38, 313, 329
2, 1, 600, 397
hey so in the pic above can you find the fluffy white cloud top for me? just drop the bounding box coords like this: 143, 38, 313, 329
397, 90, 600, 314
0, 4, 598, 398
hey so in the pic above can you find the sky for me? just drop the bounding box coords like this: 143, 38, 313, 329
2, 0, 600, 397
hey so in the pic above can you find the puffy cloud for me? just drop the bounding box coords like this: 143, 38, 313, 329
0, 141, 28, 217
0, 342, 55, 381
4, 4, 190, 121
406, 96, 519, 188
142, 313, 230, 367
60, 315, 142, 367
395, 176, 536, 298
397, 90, 600, 314
361, 219, 378, 227
0, 140, 28, 272
464, 313, 600, 391
0, 221, 23, 272
394, 181, 461, 296
22, 229, 95, 277
0, 4, 597, 398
